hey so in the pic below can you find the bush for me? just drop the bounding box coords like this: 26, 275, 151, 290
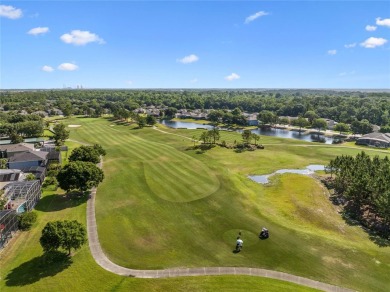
18, 211, 37, 231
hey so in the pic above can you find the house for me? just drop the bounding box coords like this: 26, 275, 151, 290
7, 151, 48, 169
0, 143, 35, 158
245, 114, 259, 126
325, 119, 337, 130
356, 132, 390, 148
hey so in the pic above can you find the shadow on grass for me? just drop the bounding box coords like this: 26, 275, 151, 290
5, 251, 72, 287
341, 212, 390, 247
34, 193, 88, 212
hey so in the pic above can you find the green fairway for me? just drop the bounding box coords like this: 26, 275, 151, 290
0, 141, 318, 292
59, 117, 389, 291
1, 117, 389, 292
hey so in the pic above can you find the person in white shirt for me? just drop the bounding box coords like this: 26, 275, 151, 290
236, 236, 243, 250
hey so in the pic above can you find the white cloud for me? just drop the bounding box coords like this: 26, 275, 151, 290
60, 30, 105, 46
245, 11, 269, 24
344, 43, 356, 48
339, 71, 356, 77
190, 78, 198, 83
0, 5, 22, 19
327, 49, 337, 55
126, 80, 133, 85
360, 37, 388, 48
58, 63, 78, 71
41, 65, 54, 72
177, 54, 199, 64
365, 25, 377, 31
28, 27, 49, 35
225, 73, 240, 81
376, 17, 390, 28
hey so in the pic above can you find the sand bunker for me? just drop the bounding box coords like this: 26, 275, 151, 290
68, 125, 81, 128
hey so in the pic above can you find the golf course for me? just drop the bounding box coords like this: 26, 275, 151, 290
1, 117, 389, 291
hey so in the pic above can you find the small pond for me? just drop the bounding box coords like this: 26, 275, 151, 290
160, 120, 335, 144
251, 128, 334, 144
160, 120, 214, 130
249, 164, 325, 184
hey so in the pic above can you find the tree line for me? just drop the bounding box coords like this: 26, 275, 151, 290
1, 89, 389, 127
326, 152, 390, 238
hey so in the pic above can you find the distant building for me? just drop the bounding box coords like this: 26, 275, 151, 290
246, 114, 259, 126
356, 132, 390, 148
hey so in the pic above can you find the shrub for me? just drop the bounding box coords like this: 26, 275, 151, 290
18, 211, 37, 231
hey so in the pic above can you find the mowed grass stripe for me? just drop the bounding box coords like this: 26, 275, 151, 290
147, 160, 218, 200
144, 161, 217, 202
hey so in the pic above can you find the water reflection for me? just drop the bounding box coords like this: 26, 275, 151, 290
160, 120, 335, 144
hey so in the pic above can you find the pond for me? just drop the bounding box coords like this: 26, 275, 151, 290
160, 120, 335, 144
160, 120, 214, 130
248, 165, 325, 184
250, 128, 334, 144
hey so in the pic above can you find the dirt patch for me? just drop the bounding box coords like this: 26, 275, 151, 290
68, 125, 81, 128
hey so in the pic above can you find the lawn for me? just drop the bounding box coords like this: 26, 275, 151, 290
0, 139, 318, 292
54, 117, 389, 292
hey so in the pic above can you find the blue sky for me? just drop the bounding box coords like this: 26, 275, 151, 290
1, 1, 389, 89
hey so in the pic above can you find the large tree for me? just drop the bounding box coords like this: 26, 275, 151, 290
69, 146, 100, 164
40, 220, 87, 255
53, 123, 69, 146
292, 117, 309, 133
57, 161, 104, 193
312, 118, 327, 133
334, 123, 350, 134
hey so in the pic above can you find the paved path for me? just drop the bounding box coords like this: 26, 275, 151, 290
86, 161, 353, 292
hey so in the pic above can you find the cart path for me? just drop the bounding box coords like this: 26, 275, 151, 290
86, 159, 354, 292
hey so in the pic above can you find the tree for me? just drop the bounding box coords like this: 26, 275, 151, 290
18, 211, 37, 230
164, 107, 177, 118
258, 110, 277, 126
40, 221, 62, 253
242, 130, 252, 144
60, 220, 87, 255
93, 144, 106, 156
69, 146, 100, 164
292, 117, 309, 133
57, 161, 104, 193
312, 118, 327, 133
252, 133, 260, 145
24, 173, 36, 181
0, 158, 7, 169
200, 131, 210, 144
278, 117, 290, 127
209, 128, 220, 144
53, 123, 69, 146
304, 111, 318, 124
40, 220, 87, 255
137, 116, 146, 128
10, 132, 23, 144
146, 115, 157, 126
334, 123, 350, 134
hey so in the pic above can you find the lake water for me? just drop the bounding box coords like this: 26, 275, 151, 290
160, 120, 335, 144
160, 120, 214, 130
248, 165, 325, 184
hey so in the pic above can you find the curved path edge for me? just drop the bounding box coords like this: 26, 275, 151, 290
87, 161, 354, 292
